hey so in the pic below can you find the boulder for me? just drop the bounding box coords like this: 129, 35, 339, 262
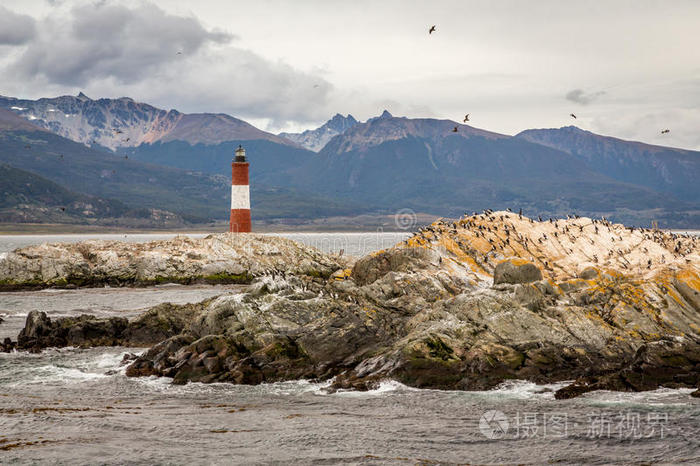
493, 259, 542, 285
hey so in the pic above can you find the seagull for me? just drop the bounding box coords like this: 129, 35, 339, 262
176, 51, 182, 55
661, 129, 670, 134
429, 25, 436, 34
570, 113, 577, 119
463, 114, 470, 122
452, 126, 458, 132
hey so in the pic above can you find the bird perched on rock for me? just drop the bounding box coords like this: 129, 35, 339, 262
429, 25, 436, 34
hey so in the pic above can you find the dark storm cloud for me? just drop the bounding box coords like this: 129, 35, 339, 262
565, 88, 606, 105
0, 6, 36, 45
11, 2, 232, 85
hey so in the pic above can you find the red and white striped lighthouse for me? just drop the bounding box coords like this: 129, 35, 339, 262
230, 145, 251, 233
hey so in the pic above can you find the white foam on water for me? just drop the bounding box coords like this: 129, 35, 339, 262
260, 379, 332, 396
329, 379, 413, 398
435, 379, 572, 401
135, 375, 175, 392
579, 387, 696, 407
19, 364, 109, 385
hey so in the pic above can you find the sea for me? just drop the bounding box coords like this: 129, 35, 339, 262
1, 233, 699, 464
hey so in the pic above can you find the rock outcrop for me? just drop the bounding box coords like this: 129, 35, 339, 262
493, 258, 542, 284
7, 212, 700, 398
0, 234, 347, 290
14, 302, 210, 352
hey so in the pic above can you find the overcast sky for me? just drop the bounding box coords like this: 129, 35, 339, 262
1, 0, 699, 149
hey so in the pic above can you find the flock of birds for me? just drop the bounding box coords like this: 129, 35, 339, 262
427, 25, 672, 137
404, 208, 697, 276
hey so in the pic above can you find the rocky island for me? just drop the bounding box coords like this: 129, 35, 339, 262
2, 212, 699, 399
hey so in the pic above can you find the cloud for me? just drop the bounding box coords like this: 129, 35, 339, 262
0, 1, 334, 128
565, 89, 606, 105
0, 6, 36, 45
11, 2, 232, 86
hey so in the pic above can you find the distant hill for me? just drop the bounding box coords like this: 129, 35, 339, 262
0, 108, 362, 223
270, 112, 699, 227
0, 93, 297, 151
516, 126, 700, 202
0, 164, 188, 227
279, 113, 358, 152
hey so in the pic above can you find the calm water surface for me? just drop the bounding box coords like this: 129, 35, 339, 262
0, 233, 698, 464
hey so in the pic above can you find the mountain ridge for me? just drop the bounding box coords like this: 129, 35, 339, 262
0, 94, 297, 151
517, 125, 700, 202
279, 113, 358, 152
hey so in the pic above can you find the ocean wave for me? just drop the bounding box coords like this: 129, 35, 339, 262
579, 386, 697, 408
324, 379, 416, 398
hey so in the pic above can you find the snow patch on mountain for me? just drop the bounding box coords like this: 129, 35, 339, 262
279, 113, 358, 152
0, 93, 293, 151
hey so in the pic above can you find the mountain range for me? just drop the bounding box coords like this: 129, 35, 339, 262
279, 113, 358, 152
1, 94, 698, 228
0, 107, 360, 225
0, 93, 295, 151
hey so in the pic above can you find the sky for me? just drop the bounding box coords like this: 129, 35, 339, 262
1, 0, 699, 149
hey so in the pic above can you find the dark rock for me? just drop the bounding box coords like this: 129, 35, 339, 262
16, 310, 127, 350
1, 337, 15, 352
555, 340, 700, 399
14, 303, 200, 352
493, 259, 542, 285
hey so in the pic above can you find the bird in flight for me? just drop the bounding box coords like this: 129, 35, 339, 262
452, 126, 458, 132
661, 129, 670, 134
570, 113, 577, 119
463, 114, 470, 122
176, 51, 182, 55
429, 25, 436, 34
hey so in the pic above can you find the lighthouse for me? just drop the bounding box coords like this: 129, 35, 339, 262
230, 145, 251, 233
